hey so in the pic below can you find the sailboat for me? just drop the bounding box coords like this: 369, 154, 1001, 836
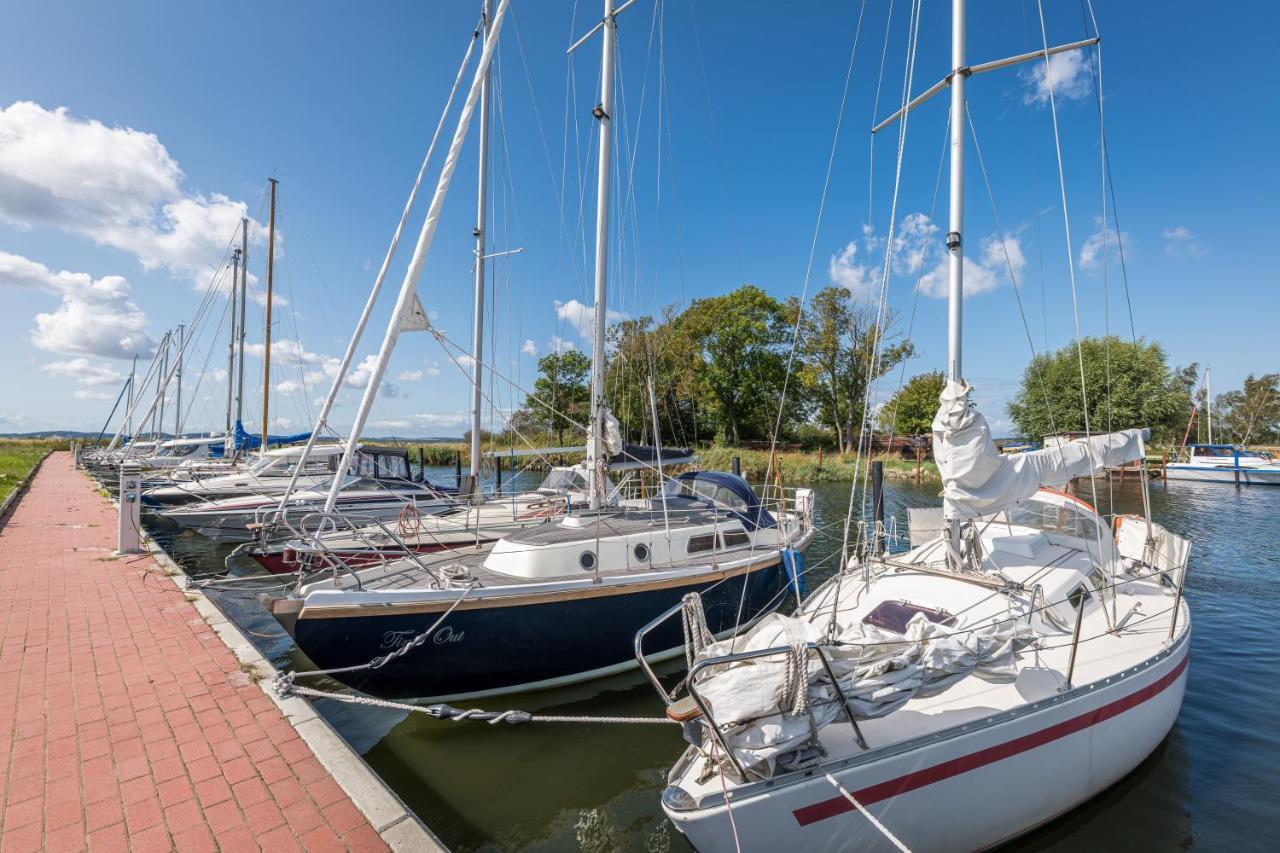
1164, 369, 1280, 483
266, 0, 815, 702
646, 4, 1193, 850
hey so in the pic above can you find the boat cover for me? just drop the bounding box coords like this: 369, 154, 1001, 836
232, 420, 312, 451
692, 610, 1034, 774
933, 380, 1146, 520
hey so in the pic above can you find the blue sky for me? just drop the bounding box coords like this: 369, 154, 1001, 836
0, 1, 1275, 438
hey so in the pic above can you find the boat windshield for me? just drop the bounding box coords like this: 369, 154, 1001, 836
538, 468, 589, 493
662, 477, 750, 513
996, 496, 1104, 545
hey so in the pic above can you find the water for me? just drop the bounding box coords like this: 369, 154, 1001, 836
147, 472, 1280, 852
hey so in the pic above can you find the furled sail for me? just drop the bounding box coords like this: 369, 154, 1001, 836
932, 380, 1147, 520
232, 420, 312, 452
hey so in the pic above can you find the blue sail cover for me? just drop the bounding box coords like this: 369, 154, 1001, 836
232, 420, 312, 451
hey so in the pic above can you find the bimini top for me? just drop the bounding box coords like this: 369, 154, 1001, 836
661, 471, 777, 530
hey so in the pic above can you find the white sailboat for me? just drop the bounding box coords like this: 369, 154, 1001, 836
267, 0, 816, 702
648, 4, 1192, 850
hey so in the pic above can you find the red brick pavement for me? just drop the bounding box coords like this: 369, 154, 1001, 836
0, 454, 390, 852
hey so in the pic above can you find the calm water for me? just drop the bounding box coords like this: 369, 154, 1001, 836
147, 471, 1280, 852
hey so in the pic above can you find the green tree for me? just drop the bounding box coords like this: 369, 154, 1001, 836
605, 310, 703, 447
879, 370, 945, 437
677, 285, 793, 444
1214, 373, 1280, 444
517, 350, 592, 446
1006, 337, 1193, 443
798, 287, 914, 452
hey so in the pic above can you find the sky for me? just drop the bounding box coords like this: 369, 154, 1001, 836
0, 0, 1276, 439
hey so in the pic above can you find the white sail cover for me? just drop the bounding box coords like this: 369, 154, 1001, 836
932, 380, 1147, 520
586, 407, 623, 459
692, 612, 1034, 774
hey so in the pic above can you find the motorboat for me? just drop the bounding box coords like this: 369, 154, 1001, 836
157, 446, 456, 542
269, 471, 816, 701
143, 443, 348, 506
1163, 444, 1280, 485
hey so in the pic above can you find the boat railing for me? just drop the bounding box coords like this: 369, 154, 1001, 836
285, 510, 456, 590
634, 593, 869, 782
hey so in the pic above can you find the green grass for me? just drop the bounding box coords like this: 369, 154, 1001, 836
0, 439, 63, 504
406, 440, 939, 484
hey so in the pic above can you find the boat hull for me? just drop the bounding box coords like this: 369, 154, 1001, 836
666, 634, 1189, 853
1163, 464, 1280, 484
251, 539, 496, 575
278, 558, 793, 701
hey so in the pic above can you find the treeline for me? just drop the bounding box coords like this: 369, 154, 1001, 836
506, 285, 915, 451
500, 285, 1278, 450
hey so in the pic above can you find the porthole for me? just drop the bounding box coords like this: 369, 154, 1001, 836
579, 550, 597, 570
633, 543, 650, 562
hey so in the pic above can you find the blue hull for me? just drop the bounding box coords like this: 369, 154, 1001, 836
285, 560, 790, 700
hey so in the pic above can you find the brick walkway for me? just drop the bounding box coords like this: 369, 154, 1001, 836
0, 454, 390, 852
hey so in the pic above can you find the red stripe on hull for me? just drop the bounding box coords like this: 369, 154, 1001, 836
792, 650, 1189, 827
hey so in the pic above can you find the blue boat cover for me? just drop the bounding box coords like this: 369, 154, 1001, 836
663, 470, 778, 530
232, 420, 312, 451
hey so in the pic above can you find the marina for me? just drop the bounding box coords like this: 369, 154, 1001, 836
2, 0, 1278, 851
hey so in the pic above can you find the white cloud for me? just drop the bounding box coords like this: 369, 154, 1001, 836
548, 335, 576, 353
72, 388, 114, 401
0, 251, 153, 358
274, 379, 306, 395
455, 354, 476, 373
828, 241, 877, 302
521, 339, 538, 357
1021, 50, 1092, 106
554, 298, 624, 341
396, 369, 424, 382
892, 213, 939, 275
0, 101, 266, 289
1078, 221, 1130, 271
424, 360, 442, 377
373, 412, 472, 434
917, 232, 1026, 298
1161, 226, 1205, 259
42, 357, 123, 385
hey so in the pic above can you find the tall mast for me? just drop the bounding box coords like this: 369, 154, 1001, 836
468, 0, 493, 486
173, 324, 184, 437
235, 218, 249, 438
946, 0, 966, 383
225, 250, 240, 446
323, 0, 511, 513
155, 335, 168, 439
126, 355, 136, 440
587, 0, 618, 510
1206, 367, 1213, 444
261, 178, 278, 452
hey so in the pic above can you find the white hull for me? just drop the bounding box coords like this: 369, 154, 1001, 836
1163, 464, 1280, 485
668, 634, 1189, 852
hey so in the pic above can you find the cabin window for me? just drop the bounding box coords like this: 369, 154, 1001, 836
1067, 584, 1092, 610
862, 600, 956, 635
687, 533, 717, 554
376, 455, 409, 480
721, 528, 750, 549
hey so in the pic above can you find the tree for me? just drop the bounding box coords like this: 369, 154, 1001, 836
1006, 337, 1193, 443
677, 285, 793, 444
605, 310, 703, 447
798, 287, 915, 452
1214, 373, 1280, 444
515, 350, 592, 446
879, 371, 945, 436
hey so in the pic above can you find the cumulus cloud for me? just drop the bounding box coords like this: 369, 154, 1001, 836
1021, 50, 1092, 106
42, 357, 124, 385
917, 232, 1026, 298
521, 339, 538, 357
424, 360, 442, 377
1078, 221, 1130, 271
828, 241, 877, 302
554, 299, 625, 342
892, 213, 939, 275
1161, 226, 1205, 259
396, 369, 424, 382
0, 102, 266, 290
549, 335, 576, 353
73, 388, 114, 401
0, 251, 153, 358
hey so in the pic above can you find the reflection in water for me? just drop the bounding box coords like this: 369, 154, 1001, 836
147, 469, 1279, 852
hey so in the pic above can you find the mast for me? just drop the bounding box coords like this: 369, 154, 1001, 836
154, 335, 168, 439
225, 250, 240, 446
174, 324, 184, 437
1206, 367, 1213, 444
323, 0, 511, 513
235, 218, 249, 441
126, 355, 137, 441
261, 178, 278, 452
468, 0, 492, 486
586, 0, 618, 510
946, 0, 966, 383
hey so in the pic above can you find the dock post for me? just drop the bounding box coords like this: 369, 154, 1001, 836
871, 461, 886, 556
455, 451, 463, 487
495, 456, 503, 494
115, 462, 144, 556
417, 447, 426, 481
731, 456, 741, 477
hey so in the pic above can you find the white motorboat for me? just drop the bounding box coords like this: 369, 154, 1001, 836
143, 443, 348, 506
157, 447, 457, 542
1163, 444, 1280, 485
